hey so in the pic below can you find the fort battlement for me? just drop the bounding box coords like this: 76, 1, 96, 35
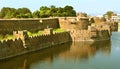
0, 17, 118, 60
0, 17, 117, 34
0, 31, 71, 59
70, 29, 110, 41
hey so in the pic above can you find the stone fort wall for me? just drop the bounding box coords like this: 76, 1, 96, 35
0, 32, 71, 60
58, 17, 111, 41
0, 17, 118, 35
0, 18, 60, 34
59, 17, 89, 30
70, 30, 110, 41
58, 17, 118, 32
0, 17, 117, 60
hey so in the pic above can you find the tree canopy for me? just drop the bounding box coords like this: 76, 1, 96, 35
0, 5, 76, 18
0, 7, 17, 18
0, 7, 32, 18
103, 11, 114, 19
17, 8, 32, 18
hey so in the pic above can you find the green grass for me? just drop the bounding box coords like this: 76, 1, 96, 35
0, 34, 14, 41
0, 29, 66, 41
27, 29, 66, 37
27, 31, 43, 37
28, 29, 66, 37
53, 28, 66, 33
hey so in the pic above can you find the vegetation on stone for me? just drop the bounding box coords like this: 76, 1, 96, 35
27, 28, 66, 37
0, 28, 66, 40
0, 34, 14, 40
27, 31, 43, 37
103, 11, 115, 19
53, 28, 66, 33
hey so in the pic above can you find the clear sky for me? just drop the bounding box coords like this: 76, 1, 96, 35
0, 0, 120, 15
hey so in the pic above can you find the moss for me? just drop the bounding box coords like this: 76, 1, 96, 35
27, 31, 43, 37
53, 28, 66, 33
0, 34, 14, 41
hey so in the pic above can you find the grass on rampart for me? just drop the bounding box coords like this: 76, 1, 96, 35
27, 28, 66, 37
0, 28, 66, 40
0, 34, 14, 41
53, 28, 66, 33
27, 31, 43, 37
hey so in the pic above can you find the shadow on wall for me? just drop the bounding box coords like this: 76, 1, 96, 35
0, 42, 72, 69
0, 18, 60, 34
0, 32, 72, 60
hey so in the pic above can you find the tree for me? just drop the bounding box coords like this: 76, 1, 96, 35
16, 8, 32, 18
50, 5, 57, 16
0, 5, 77, 18
64, 5, 73, 11
0, 7, 17, 18
39, 6, 51, 18
57, 7, 64, 16
0, 7, 32, 18
104, 11, 114, 19
4, 8, 17, 18
38, 5, 76, 18
63, 5, 76, 16
32, 10, 40, 18
0, 7, 10, 18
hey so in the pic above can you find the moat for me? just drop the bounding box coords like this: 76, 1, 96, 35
0, 32, 120, 69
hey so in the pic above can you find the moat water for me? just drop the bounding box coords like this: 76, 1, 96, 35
0, 32, 120, 69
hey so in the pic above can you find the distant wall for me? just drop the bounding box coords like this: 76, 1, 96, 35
0, 18, 60, 34
70, 30, 110, 41
110, 22, 118, 32
0, 17, 116, 60
0, 32, 71, 60
59, 17, 89, 30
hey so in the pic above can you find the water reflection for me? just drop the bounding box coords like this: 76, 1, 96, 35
0, 41, 111, 69
59, 41, 111, 61
0, 42, 72, 69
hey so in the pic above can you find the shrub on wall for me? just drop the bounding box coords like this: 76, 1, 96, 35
0, 34, 14, 40
53, 28, 66, 33
27, 31, 43, 37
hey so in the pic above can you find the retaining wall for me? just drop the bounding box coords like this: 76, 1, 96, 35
59, 17, 89, 30
0, 32, 71, 60
0, 17, 115, 60
0, 18, 60, 34
70, 30, 110, 41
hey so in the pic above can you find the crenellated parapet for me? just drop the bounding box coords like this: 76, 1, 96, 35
70, 29, 110, 41
70, 23, 111, 41
0, 31, 71, 60
0, 17, 118, 60
0, 38, 24, 58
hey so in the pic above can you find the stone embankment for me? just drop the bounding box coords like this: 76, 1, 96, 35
0, 32, 71, 60
0, 17, 118, 60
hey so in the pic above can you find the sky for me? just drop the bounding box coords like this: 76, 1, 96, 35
0, 0, 120, 15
